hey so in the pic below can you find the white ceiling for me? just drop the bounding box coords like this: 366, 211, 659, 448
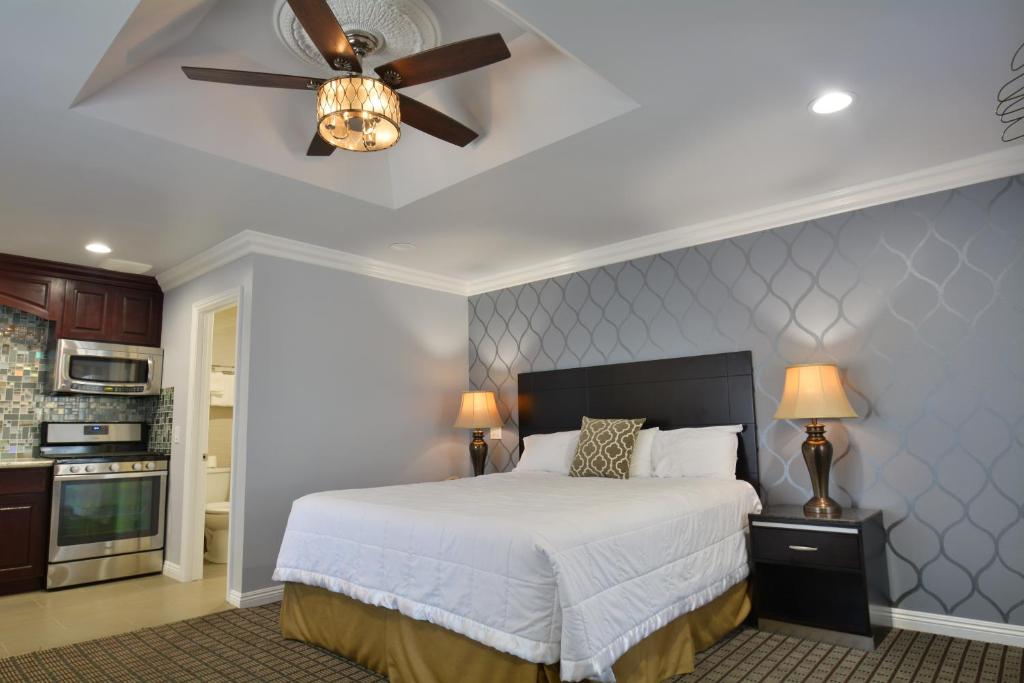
1, 0, 1022, 288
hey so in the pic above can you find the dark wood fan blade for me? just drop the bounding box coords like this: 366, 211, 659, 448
286, 0, 362, 72
307, 131, 336, 156
376, 33, 510, 88
182, 67, 323, 90
398, 94, 478, 147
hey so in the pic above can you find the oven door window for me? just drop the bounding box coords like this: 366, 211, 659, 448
57, 477, 162, 547
68, 356, 149, 384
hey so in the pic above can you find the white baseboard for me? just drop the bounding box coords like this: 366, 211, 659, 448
162, 561, 184, 582
871, 606, 1024, 647
228, 584, 284, 608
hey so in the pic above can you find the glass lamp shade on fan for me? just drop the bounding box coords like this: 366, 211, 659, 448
774, 364, 858, 517
316, 76, 401, 152
453, 391, 502, 476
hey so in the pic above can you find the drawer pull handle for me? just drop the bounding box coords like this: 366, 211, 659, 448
0, 505, 32, 512
788, 544, 818, 552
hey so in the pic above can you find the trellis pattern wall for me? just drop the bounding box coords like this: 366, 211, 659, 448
468, 175, 1024, 625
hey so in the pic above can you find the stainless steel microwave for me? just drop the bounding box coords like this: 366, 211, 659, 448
49, 339, 163, 396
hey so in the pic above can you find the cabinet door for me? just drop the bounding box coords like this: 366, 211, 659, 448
0, 493, 48, 584
0, 270, 63, 320
61, 279, 114, 340
60, 281, 163, 346
110, 287, 162, 347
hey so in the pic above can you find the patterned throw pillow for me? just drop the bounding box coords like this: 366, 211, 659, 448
569, 417, 647, 479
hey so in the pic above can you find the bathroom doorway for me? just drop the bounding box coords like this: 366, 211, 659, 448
178, 286, 246, 596
201, 305, 236, 581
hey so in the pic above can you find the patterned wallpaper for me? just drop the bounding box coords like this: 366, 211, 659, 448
468, 175, 1024, 624
0, 305, 168, 455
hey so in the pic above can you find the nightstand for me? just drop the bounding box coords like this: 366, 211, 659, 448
749, 506, 890, 650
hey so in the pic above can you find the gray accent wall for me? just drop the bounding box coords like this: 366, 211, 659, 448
468, 175, 1024, 625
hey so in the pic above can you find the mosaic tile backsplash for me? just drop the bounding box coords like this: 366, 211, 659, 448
0, 305, 170, 454
469, 175, 1024, 625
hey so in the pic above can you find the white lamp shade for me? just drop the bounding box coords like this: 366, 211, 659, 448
774, 364, 858, 420
453, 391, 503, 429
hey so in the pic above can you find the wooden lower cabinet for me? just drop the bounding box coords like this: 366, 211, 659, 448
0, 467, 52, 596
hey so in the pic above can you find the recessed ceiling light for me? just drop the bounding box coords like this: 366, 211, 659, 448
809, 91, 854, 114
85, 242, 112, 254
389, 242, 416, 252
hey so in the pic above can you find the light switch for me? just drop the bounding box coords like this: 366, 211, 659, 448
490, 427, 502, 440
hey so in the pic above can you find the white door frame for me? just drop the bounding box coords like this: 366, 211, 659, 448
179, 287, 246, 596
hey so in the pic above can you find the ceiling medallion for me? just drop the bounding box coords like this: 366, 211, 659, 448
274, 0, 440, 72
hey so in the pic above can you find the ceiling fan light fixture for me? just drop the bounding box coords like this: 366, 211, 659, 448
316, 76, 400, 152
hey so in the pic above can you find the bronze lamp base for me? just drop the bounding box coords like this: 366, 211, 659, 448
802, 420, 842, 517
469, 428, 488, 476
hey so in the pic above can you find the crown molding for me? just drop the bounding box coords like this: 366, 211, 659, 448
463, 145, 1024, 295
157, 229, 468, 295
158, 147, 1024, 297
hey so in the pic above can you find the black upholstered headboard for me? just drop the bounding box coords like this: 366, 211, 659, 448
517, 351, 759, 492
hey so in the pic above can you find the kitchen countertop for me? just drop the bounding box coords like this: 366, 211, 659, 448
0, 453, 53, 469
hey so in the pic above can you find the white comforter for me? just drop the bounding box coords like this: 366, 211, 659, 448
273, 471, 761, 682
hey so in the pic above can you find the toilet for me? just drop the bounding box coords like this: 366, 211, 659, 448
204, 468, 231, 564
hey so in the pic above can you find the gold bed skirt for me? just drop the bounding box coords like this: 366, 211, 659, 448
280, 580, 750, 683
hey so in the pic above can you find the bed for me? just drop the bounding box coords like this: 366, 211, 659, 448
275, 351, 762, 683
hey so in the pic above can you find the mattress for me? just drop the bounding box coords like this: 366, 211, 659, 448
273, 471, 762, 682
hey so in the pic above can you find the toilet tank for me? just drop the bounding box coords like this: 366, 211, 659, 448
206, 468, 231, 503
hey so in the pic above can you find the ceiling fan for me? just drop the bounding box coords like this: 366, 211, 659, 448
182, 0, 510, 154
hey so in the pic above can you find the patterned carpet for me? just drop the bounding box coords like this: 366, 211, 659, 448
0, 602, 1020, 682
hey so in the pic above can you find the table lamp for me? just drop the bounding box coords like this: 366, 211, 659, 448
774, 364, 858, 517
453, 391, 503, 476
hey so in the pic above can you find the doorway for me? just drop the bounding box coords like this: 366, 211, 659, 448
201, 305, 236, 582
178, 288, 245, 597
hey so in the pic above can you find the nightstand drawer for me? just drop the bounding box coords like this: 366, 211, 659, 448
751, 523, 861, 570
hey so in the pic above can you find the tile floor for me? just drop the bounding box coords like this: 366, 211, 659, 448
0, 563, 231, 657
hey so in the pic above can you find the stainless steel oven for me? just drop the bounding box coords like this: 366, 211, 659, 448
49, 339, 163, 396
40, 423, 168, 589
50, 462, 167, 563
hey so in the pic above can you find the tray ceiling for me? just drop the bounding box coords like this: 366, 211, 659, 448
70, 0, 636, 209
0, 0, 1021, 284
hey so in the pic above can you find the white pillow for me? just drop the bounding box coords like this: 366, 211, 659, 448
516, 429, 580, 474
652, 425, 743, 479
628, 428, 660, 478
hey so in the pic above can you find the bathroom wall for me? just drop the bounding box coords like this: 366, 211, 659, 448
0, 305, 164, 455
207, 305, 236, 469
468, 175, 1024, 625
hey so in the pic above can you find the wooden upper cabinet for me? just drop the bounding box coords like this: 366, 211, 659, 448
60, 280, 162, 347
61, 279, 112, 340
0, 253, 163, 346
0, 269, 63, 320
111, 286, 163, 347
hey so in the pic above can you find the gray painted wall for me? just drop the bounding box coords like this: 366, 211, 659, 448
241, 256, 468, 592
161, 256, 254, 572
468, 175, 1024, 624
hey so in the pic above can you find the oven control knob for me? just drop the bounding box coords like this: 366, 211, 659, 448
109, 463, 120, 472
145, 462, 156, 470
69, 465, 81, 473
132, 463, 143, 471
85, 465, 96, 473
